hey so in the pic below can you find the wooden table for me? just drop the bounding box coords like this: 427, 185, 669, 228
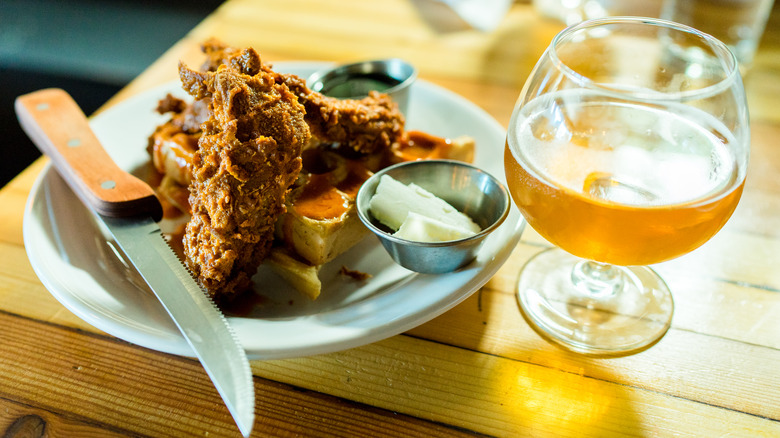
2, 1, 779, 436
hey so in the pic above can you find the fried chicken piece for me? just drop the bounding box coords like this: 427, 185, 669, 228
275, 72, 405, 156
146, 95, 211, 186
180, 47, 310, 299
152, 93, 211, 135
299, 88, 405, 156
199, 38, 243, 73
195, 40, 406, 156
155, 93, 188, 114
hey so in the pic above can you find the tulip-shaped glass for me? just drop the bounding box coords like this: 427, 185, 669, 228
504, 17, 749, 355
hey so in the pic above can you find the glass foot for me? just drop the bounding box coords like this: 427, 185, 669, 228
516, 248, 674, 356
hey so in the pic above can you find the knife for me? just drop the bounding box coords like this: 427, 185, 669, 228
15, 88, 255, 437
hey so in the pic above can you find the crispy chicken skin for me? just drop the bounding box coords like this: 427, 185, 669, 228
179, 47, 310, 299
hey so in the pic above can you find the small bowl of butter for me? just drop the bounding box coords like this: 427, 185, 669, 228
356, 160, 510, 274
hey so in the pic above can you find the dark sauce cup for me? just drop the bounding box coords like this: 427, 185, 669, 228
307, 59, 417, 115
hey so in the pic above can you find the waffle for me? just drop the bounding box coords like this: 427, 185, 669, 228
265, 135, 474, 299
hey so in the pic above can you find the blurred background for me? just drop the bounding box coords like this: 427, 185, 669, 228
0, 0, 222, 187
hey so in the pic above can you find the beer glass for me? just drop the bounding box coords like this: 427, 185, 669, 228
504, 17, 749, 355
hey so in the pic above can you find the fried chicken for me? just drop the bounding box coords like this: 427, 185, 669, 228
147, 95, 211, 187
197, 39, 406, 156
179, 47, 310, 300
293, 86, 405, 156
199, 38, 243, 73
149, 40, 411, 299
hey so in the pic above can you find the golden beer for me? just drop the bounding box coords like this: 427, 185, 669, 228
504, 93, 745, 266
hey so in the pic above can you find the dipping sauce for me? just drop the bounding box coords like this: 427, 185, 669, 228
316, 74, 402, 99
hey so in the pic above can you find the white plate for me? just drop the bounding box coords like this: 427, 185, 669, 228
23, 62, 524, 359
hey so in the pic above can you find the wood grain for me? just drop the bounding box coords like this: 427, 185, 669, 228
2, 0, 780, 436
251, 335, 779, 437
0, 404, 128, 438
0, 310, 483, 437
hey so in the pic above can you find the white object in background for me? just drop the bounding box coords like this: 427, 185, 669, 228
533, 0, 663, 25
438, 0, 512, 31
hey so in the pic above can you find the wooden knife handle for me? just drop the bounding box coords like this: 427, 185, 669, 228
15, 88, 163, 221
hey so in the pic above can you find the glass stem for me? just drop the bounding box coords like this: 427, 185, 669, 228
571, 260, 622, 299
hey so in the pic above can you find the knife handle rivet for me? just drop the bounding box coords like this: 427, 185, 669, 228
35, 103, 49, 111
67, 138, 81, 147
101, 180, 116, 190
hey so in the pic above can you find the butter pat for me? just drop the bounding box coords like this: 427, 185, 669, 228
394, 212, 477, 242
368, 174, 481, 242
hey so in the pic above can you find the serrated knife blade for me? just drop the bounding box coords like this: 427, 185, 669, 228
16, 88, 255, 437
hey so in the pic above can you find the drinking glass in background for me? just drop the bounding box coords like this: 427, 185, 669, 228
504, 17, 750, 356
533, 0, 774, 72
661, 0, 775, 72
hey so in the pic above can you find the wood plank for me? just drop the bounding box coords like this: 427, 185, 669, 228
253, 335, 780, 437
0, 311, 484, 438
188, 0, 558, 87
7, 226, 780, 425
8, 214, 778, 359
0, 399, 128, 438
747, 124, 780, 195
517, 212, 780, 331
5, 157, 47, 193
0, 158, 47, 247
406, 275, 780, 419
0, 189, 26, 247
0, 241, 91, 327
171, 0, 780, 124
50, 0, 780, 130
746, 3, 780, 124
7, 226, 778, 435
483, 237, 780, 347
